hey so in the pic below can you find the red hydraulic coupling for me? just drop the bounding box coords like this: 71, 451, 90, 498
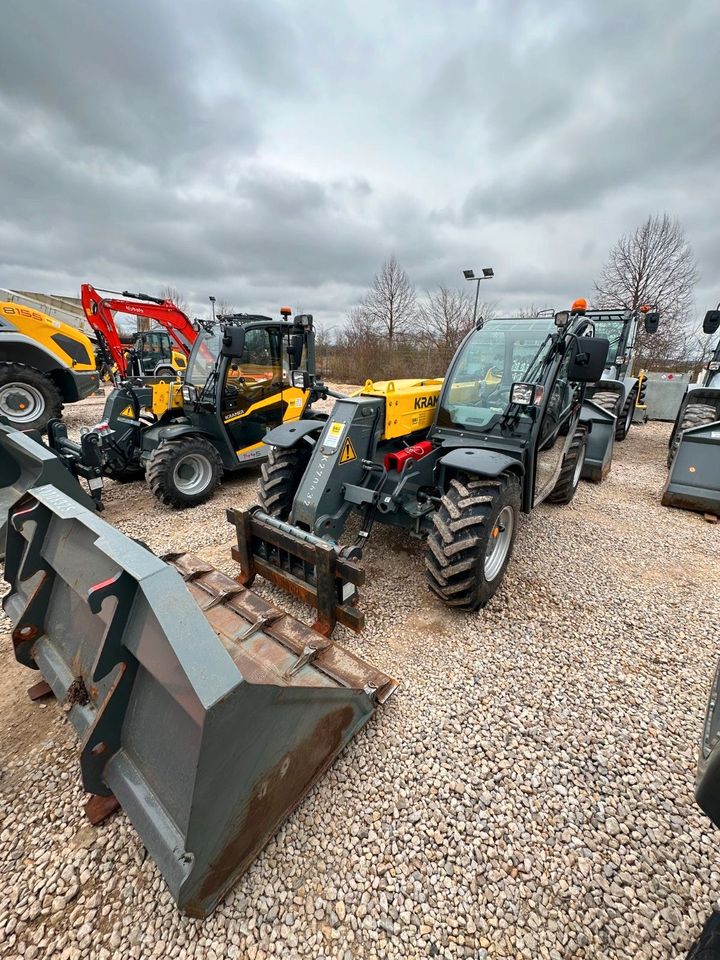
384, 440, 433, 473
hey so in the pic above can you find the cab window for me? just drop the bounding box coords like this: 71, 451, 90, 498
222, 329, 283, 413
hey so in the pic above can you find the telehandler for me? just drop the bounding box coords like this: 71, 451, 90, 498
582, 302, 660, 441
0, 300, 99, 431
228, 308, 609, 633
662, 305, 720, 516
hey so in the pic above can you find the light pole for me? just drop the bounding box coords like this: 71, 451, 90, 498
209, 295, 216, 323
463, 267, 494, 325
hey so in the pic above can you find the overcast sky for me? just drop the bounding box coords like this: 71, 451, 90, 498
2, 0, 718, 328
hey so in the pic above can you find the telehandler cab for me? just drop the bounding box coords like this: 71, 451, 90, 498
582, 302, 660, 441
229, 308, 609, 634
40, 310, 323, 508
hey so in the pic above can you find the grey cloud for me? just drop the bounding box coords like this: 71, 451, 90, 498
0, 0, 718, 326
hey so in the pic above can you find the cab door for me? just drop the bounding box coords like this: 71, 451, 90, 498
534, 347, 580, 503
221, 328, 286, 460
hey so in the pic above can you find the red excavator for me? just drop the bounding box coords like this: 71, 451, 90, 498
81, 284, 201, 380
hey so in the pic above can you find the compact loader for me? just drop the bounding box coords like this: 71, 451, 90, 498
583, 303, 660, 441
229, 309, 609, 633
0, 300, 100, 432
40, 311, 323, 508
2, 485, 396, 917
662, 306, 720, 516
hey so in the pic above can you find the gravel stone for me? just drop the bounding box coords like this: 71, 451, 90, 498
1, 398, 719, 959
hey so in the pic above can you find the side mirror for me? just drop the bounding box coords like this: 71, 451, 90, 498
643, 311, 660, 334
288, 334, 304, 370
567, 336, 609, 383
554, 311, 570, 327
221, 325, 245, 358
703, 308, 720, 335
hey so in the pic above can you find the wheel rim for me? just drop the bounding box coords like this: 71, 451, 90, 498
484, 505, 514, 582
0, 382, 45, 423
172, 453, 213, 495
573, 443, 586, 487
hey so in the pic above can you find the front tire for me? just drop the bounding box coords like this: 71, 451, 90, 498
259, 442, 313, 520
0, 364, 63, 433
668, 402, 718, 467
425, 474, 521, 610
146, 435, 222, 508
547, 424, 588, 504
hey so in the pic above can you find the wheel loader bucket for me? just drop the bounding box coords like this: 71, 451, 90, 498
0, 422, 96, 559
579, 400, 616, 482
662, 417, 720, 516
3, 485, 397, 918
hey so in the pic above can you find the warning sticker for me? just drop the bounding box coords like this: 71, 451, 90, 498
339, 438, 357, 463
324, 420, 345, 450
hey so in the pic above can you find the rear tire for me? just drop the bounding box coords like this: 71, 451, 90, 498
146, 435, 222, 508
154, 365, 176, 379
668, 402, 718, 467
424, 474, 521, 610
0, 364, 63, 433
590, 389, 621, 416
547, 424, 587, 504
259, 442, 313, 520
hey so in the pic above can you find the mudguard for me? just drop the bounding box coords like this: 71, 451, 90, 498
263, 418, 326, 448
579, 400, 615, 482
3, 486, 397, 918
0, 423, 96, 558
438, 447, 523, 479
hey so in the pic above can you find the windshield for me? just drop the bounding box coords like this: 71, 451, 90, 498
186, 328, 221, 387
591, 319, 626, 365
437, 317, 555, 431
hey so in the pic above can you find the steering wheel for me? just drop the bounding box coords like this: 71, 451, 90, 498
487, 384, 512, 405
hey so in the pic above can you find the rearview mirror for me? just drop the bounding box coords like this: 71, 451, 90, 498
703, 308, 720, 335
288, 334, 304, 370
221, 325, 245, 358
643, 311, 660, 334
568, 336, 609, 383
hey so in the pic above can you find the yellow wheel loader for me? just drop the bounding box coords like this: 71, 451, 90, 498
0, 301, 99, 431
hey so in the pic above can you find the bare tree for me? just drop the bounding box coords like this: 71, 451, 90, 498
416, 286, 495, 369
215, 299, 237, 318
359, 256, 416, 345
593, 214, 699, 367
159, 285, 190, 316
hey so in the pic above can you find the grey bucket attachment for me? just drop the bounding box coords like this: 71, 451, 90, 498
0, 422, 97, 559
662, 417, 720, 516
3, 485, 397, 918
579, 400, 616, 482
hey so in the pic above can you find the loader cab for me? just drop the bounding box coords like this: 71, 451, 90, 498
183, 315, 313, 468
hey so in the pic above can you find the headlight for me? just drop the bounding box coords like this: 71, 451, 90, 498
709, 362, 720, 372
510, 382, 536, 406
182, 384, 197, 403
290, 370, 308, 389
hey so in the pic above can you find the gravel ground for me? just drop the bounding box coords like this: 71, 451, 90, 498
1, 393, 719, 960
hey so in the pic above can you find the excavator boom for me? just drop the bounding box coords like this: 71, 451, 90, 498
81, 284, 198, 377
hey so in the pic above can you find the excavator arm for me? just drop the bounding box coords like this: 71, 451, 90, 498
81, 284, 198, 377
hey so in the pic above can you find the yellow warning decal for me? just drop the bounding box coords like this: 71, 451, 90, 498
119, 405, 135, 418
339, 438, 357, 463
323, 420, 345, 451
